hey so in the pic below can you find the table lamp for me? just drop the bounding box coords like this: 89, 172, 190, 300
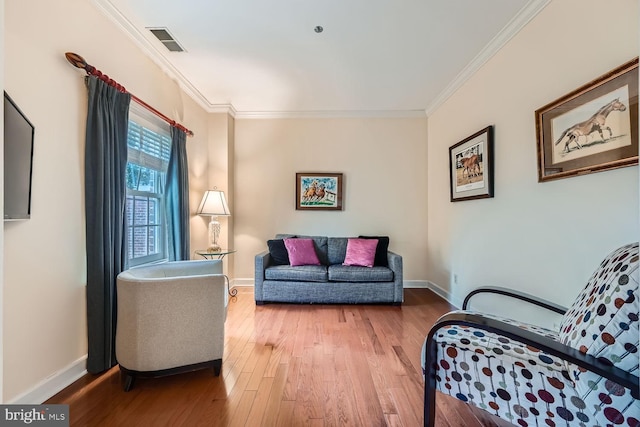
196, 189, 231, 252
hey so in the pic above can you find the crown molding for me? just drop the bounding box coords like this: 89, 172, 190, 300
234, 109, 428, 119
92, 0, 237, 116
209, 103, 237, 117
94, 0, 548, 120
425, 0, 551, 116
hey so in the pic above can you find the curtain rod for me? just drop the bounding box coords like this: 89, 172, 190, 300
65, 52, 194, 137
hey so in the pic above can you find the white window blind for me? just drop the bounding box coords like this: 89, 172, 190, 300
125, 105, 172, 267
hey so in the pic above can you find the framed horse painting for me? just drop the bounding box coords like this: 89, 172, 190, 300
535, 57, 638, 182
296, 172, 343, 210
449, 126, 495, 202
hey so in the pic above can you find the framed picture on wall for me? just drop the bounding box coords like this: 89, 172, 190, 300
535, 57, 638, 182
449, 126, 494, 202
296, 172, 343, 210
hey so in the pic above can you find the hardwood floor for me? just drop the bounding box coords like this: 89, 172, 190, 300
47, 288, 512, 426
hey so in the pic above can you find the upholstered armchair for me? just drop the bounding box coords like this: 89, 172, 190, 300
422, 243, 639, 426
116, 260, 228, 391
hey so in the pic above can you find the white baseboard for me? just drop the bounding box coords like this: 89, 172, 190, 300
2, 281, 454, 405
233, 278, 430, 289
7, 355, 87, 404
403, 280, 429, 288
5, 280, 455, 405
426, 281, 462, 309
231, 278, 254, 287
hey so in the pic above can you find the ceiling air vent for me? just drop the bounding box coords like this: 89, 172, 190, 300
147, 27, 185, 52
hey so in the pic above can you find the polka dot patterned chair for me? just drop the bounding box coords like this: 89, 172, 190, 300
422, 242, 639, 426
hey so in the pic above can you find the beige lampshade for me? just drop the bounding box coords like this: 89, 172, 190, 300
196, 190, 231, 216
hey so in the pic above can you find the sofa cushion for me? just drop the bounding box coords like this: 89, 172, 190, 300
277, 234, 329, 265
265, 265, 328, 282
328, 237, 349, 265
328, 265, 394, 282
343, 238, 377, 267
267, 239, 289, 265
284, 238, 321, 266
359, 235, 390, 267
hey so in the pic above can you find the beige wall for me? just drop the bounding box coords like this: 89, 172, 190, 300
233, 117, 429, 282
199, 114, 235, 274
1, 0, 638, 405
3, 0, 213, 401
426, 0, 638, 322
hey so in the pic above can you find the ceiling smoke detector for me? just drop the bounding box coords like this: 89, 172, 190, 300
147, 27, 186, 52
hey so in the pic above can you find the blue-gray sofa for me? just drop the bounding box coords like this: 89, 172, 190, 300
254, 235, 403, 305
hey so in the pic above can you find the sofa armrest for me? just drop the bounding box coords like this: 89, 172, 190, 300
387, 251, 403, 303
254, 250, 271, 303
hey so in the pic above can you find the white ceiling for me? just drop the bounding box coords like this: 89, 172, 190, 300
95, 0, 549, 117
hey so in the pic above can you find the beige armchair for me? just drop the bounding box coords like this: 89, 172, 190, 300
115, 259, 228, 391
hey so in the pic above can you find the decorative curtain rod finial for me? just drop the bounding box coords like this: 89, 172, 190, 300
65, 52, 93, 73
64, 51, 194, 137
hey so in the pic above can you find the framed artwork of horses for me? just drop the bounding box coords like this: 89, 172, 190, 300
535, 57, 638, 182
449, 126, 494, 202
296, 172, 343, 210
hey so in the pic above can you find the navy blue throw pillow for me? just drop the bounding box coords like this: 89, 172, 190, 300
267, 239, 290, 265
358, 236, 389, 267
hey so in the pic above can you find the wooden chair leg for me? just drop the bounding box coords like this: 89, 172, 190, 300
212, 359, 222, 376
123, 373, 135, 392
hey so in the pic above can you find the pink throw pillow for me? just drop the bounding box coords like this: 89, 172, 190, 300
284, 238, 321, 266
343, 238, 377, 268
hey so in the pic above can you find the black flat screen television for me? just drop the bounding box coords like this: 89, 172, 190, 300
4, 92, 35, 221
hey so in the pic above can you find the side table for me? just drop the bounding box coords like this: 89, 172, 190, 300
194, 249, 237, 297
195, 249, 236, 260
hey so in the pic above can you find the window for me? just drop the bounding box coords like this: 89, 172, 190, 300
125, 106, 171, 267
